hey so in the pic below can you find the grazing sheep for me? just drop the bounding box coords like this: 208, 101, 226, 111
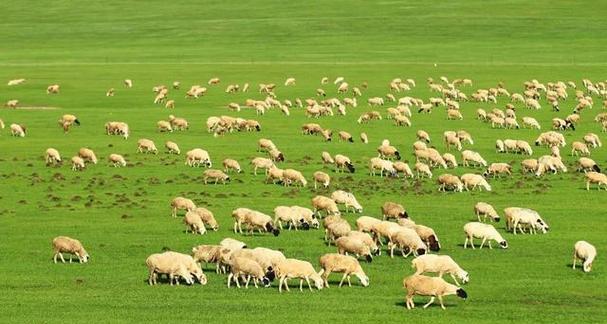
331, 190, 363, 213
319, 253, 369, 287
10, 124, 26, 137
355, 216, 382, 233
191, 244, 221, 272
157, 120, 173, 132
504, 207, 549, 234
208, 77, 220, 85
403, 275, 467, 310
571, 141, 590, 156
417, 130, 431, 143
47, 84, 60, 94
447, 109, 463, 120
124, 79, 133, 88
535, 131, 566, 147
442, 153, 458, 168
7, 78, 25, 86
6, 99, 18, 108
483, 163, 512, 178
516, 140, 533, 155
268, 148, 285, 162
334, 154, 355, 173
226, 256, 271, 288
203, 169, 230, 184
283, 169, 307, 187
104, 121, 128, 138
168, 115, 189, 131
437, 174, 463, 192
394, 161, 414, 178
232, 208, 280, 236
586, 172, 607, 190
251, 157, 274, 175
461, 150, 487, 167
45, 148, 62, 166
312, 195, 340, 217
184, 211, 207, 235
369, 157, 397, 177
381, 201, 408, 220
312, 171, 331, 189
185, 149, 212, 167
474, 202, 500, 222
274, 206, 308, 231
444, 132, 462, 151
336, 236, 373, 262
388, 228, 427, 258
573, 241, 597, 273
520, 159, 538, 174
275, 259, 324, 292
522, 117, 541, 129
321, 151, 335, 165
165, 141, 180, 155
578, 157, 600, 173
338, 131, 354, 143
412, 254, 469, 286
222, 158, 241, 173
377, 144, 401, 160
170, 197, 196, 217
463, 222, 508, 249
137, 139, 158, 154
78, 148, 98, 164
460, 174, 491, 191
415, 162, 433, 179
371, 220, 404, 246
535, 155, 567, 176
52, 236, 89, 263
324, 217, 351, 243
71, 156, 85, 171
108, 154, 127, 167
146, 252, 206, 286
583, 133, 602, 148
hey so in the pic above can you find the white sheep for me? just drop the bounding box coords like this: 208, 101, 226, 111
10, 124, 26, 137
275, 259, 324, 292
52, 236, 89, 263
504, 207, 549, 235
573, 241, 597, 273
463, 222, 508, 249
331, 190, 363, 213
460, 174, 491, 191
170, 197, 196, 217
71, 156, 85, 171
185, 148, 211, 167
108, 154, 127, 167
474, 202, 500, 222
319, 253, 369, 287
585, 172, 607, 190
165, 141, 180, 155
404, 275, 468, 310
78, 148, 98, 164
412, 254, 469, 286
45, 148, 62, 166
388, 228, 427, 258
137, 139, 158, 154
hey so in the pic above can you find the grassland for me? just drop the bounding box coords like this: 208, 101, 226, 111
1, 0, 606, 323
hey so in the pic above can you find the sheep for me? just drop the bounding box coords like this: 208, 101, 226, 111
0, 119, 4, 129
522, 117, 541, 129
535, 155, 568, 176
137, 139, 158, 154
275, 259, 324, 292
320, 151, 335, 165
461, 150, 487, 167
505, 117, 520, 129
571, 141, 590, 156
324, 216, 351, 243
274, 206, 309, 231
258, 138, 277, 152
251, 157, 274, 175
6, 99, 18, 108
268, 148, 285, 163
502, 139, 518, 153
312, 195, 340, 217
388, 228, 427, 258
185, 149, 212, 167
583, 133, 602, 148
404, 275, 468, 310
521, 159, 538, 174
553, 118, 575, 131
168, 115, 189, 131
336, 236, 373, 262
334, 154, 355, 173
578, 157, 600, 173
45, 148, 62, 166
368, 157, 397, 177
415, 162, 433, 179
108, 154, 127, 167
357, 111, 382, 123
441, 153, 457, 168
437, 174, 463, 192
208, 77, 220, 85
7, 78, 25, 86
165, 141, 180, 155
47, 84, 60, 94
484, 163, 512, 178
184, 211, 207, 235
283, 169, 307, 187
291, 206, 319, 229
52, 236, 89, 263
310, 171, 331, 189
157, 120, 173, 132
474, 202, 500, 222
71, 156, 85, 171
331, 190, 363, 213
371, 220, 405, 246
586, 172, 607, 190
338, 131, 354, 143
78, 148, 98, 164
463, 222, 508, 249
233, 208, 280, 236
516, 140, 533, 155
412, 254, 469, 286
227, 256, 271, 288
460, 173, 491, 191
535, 131, 566, 147
447, 109, 463, 120
191, 245, 221, 272
170, 197, 196, 217
355, 216, 382, 233
573, 241, 597, 273
203, 169, 230, 184
394, 161, 414, 177
377, 144, 401, 160
504, 207, 549, 234
146, 252, 206, 286
10, 124, 26, 137
381, 201, 408, 220
318, 253, 369, 288
123, 79, 133, 88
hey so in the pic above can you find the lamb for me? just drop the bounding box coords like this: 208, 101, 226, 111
522, 116, 541, 129
334, 154, 355, 173
282, 169, 307, 187
108, 154, 127, 167
203, 169, 230, 184
463, 222, 508, 249
388, 228, 427, 258
318, 253, 369, 287
377, 144, 401, 160
312, 171, 331, 189
437, 174, 463, 192
146, 252, 206, 286
45, 148, 62, 166
184, 211, 207, 235
160, 142, 180, 156
52, 236, 90, 263
71, 156, 85, 171
381, 201, 408, 220
78, 148, 98, 164
336, 236, 373, 262
312, 195, 340, 217
412, 254, 469, 286
137, 139, 158, 154
275, 259, 324, 292
404, 275, 467, 310
251, 157, 274, 175
170, 197, 196, 217
47, 84, 60, 94
586, 172, 607, 190
571, 141, 590, 156
504, 207, 549, 235
226, 256, 271, 288
474, 202, 500, 222
573, 241, 597, 273
461, 150, 487, 167
331, 190, 363, 213
483, 163, 512, 178
185, 148, 212, 167
460, 174, 492, 191
10, 124, 26, 137
415, 162, 433, 178
577, 158, 600, 173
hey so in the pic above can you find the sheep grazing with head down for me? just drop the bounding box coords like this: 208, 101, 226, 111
108, 154, 127, 167
318, 253, 369, 288
312, 171, 330, 189
232, 208, 280, 236
585, 172, 607, 190
573, 241, 597, 273
460, 174, 491, 191
334, 154, 355, 173
335, 236, 374, 263
165, 141, 180, 155
403, 275, 467, 310
78, 148, 98, 164
388, 228, 427, 258
381, 201, 408, 220
331, 190, 363, 213
137, 139, 158, 154
45, 148, 62, 166
463, 222, 507, 249
474, 202, 500, 222
412, 254, 469, 286
52, 236, 90, 264
170, 197, 196, 218
275, 258, 324, 293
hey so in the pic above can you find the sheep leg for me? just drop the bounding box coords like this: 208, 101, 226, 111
278, 277, 284, 293
450, 274, 460, 286
227, 273, 233, 288
305, 277, 313, 291
423, 297, 435, 309
299, 279, 304, 292
323, 270, 331, 288
245, 275, 251, 288
572, 254, 577, 269
480, 237, 488, 249
347, 275, 352, 287
406, 296, 414, 309
438, 296, 446, 310
338, 273, 348, 287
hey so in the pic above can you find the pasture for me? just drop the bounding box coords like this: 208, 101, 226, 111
1, 0, 606, 323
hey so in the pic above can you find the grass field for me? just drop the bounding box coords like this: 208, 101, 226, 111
1, 1, 606, 323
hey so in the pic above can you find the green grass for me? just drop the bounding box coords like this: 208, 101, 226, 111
1, 0, 606, 323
